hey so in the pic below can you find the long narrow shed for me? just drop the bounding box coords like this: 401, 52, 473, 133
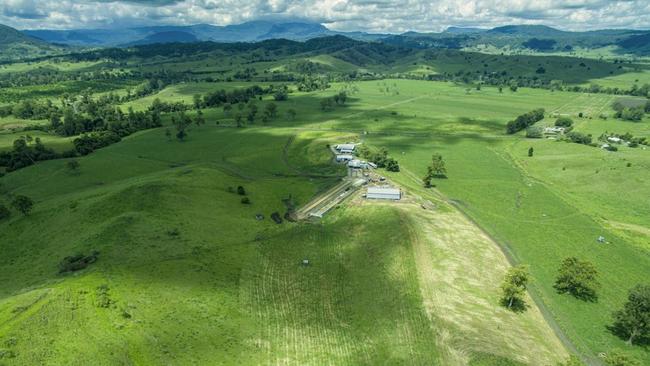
366, 187, 401, 200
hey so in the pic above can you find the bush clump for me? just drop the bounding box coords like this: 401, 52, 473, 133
59, 251, 99, 273
270, 212, 283, 224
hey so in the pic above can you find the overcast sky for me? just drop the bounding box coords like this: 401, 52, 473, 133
1, 0, 649, 32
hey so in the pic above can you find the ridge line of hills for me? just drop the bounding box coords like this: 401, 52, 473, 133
0, 21, 649, 62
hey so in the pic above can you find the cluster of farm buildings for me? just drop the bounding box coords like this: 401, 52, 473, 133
334, 143, 401, 201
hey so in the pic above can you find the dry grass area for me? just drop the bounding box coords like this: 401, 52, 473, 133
364, 198, 569, 365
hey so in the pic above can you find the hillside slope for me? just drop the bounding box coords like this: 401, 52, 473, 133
0, 24, 62, 62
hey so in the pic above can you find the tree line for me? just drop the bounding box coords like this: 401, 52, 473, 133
506, 108, 545, 134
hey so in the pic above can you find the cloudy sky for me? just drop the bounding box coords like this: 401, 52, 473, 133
1, 0, 649, 32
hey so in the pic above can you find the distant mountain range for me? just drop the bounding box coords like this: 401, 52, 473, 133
0, 21, 648, 62
22, 20, 387, 47
383, 25, 650, 54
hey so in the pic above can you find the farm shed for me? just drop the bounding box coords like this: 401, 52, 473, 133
348, 159, 370, 169
336, 144, 356, 154
366, 187, 401, 200
336, 154, 354, 162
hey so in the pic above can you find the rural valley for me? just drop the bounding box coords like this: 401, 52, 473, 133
0, 2, 649, 365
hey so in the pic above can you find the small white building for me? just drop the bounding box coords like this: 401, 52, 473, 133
336, 144, 356, 154
544, 126, 565, 135
366, 187, 401, 200
336, 154, 354, 162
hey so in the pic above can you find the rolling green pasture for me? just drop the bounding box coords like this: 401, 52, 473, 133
1, 75, 649, 364
274, 79, 648, 363
0, 129, 73, 152
0, 60, 103, 74
121, 81, 280, 111
0, 121, 565, 365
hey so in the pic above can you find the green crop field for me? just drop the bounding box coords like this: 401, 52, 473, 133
1, 33, 649, 366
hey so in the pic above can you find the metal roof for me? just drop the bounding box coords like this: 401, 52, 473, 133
336, 144, 356, 150
367, 187, 400, 195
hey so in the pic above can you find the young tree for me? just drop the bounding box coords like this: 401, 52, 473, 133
172, 112, 192, 141
263, 102, 278, 122
195, 110, 205, 126
554, 257, 600, 301
320, 98, 334, 111
66, 160, 81, 174
611, 284, 650, 345
234, 113, 243, 128
237, 186, 246, 196
0, 204, 10, 221
528, 147, 534, 157
430, 154, 447, 178
165, 128, 172, 141
273, 89, 288, 101
385, 158, 400, 172
12, 195, 34, 216
193, 94, 202, 110
286, 109, 297, 121
500, 265, 530, 310
223, 103, 232, 115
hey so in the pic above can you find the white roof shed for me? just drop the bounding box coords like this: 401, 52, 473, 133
366, 187, 401, 200
336, 144, 356, 152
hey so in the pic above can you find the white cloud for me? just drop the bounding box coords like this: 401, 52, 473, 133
0, 0, 648, 32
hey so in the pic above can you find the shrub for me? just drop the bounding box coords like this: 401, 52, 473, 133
241, 197, 251, 204
604, 145, 618, 152
525, 126, 543, 138
555, 117, 573, 127
59, 251, 99, 273
237, 185, 246, 195
11, 195, 33, 215
0, 204, 10, 221
270, 212, 283, 224
567, 131, 592, 145
95, 284, 112, 308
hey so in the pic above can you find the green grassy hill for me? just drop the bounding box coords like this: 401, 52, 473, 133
0, 123, 568, 365
0, 24, 63, 62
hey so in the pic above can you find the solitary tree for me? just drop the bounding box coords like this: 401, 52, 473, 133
430, 154, 446, 177
528, 147, 534, 157
165, 128, 172, 141
66, 160, 81, 174
554, 257, 600, 301
500, 265, 530, 310
611, 284, 650, 345
237, 186, 246, 196
12, 195, 34, 216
